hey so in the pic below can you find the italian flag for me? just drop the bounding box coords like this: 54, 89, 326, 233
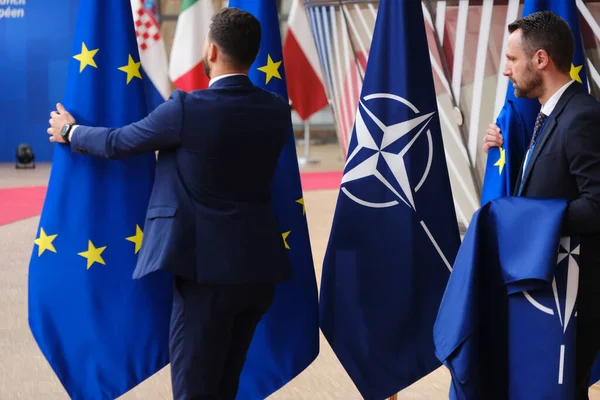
169, 0, 214, 91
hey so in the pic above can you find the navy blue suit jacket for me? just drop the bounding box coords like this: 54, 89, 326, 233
70, 75, 292, 284
515, 82, 600, 325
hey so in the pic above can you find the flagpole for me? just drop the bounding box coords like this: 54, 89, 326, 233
303, 120, 311, 162
298, 119, 319, 165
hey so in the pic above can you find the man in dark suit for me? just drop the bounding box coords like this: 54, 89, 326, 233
484, 11, 600, 399
46, 7, 292, 400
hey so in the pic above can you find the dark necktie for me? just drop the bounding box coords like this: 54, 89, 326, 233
527, 111, 548, 152
518, 111, 548, 195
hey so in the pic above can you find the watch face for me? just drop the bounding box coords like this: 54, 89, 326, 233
61, 124, 70, 136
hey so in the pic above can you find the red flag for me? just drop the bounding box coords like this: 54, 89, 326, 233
283, 0, 328, 121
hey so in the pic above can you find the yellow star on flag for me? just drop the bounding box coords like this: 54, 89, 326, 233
34, 228, 57, 256
118, 54, 142, 84
257, 55, 282, 85
126, 224, 144, 254
494, 147, 506, 175
296, 197, 306, 215
78, 240, 107, 270
282, 231, 291, 250
570, 63, 583, 83
73, 42, 99, 73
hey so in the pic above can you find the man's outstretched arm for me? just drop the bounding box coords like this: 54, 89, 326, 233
47, 91, 185, 159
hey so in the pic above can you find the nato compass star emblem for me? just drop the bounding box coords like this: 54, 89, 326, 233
341, 92, 452, 271
523, 236, 580, 384
342, 93, 435, 210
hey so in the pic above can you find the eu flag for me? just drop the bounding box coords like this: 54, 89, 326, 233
480, 99, 534, 205
433, 197, 577, 399
27, 0, 172, 398
319, 0, 461, 398
481, 0, 588, 204
224, 1, 320, 398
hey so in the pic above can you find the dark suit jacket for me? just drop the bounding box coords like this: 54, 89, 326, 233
515, 82, 600, 325
70, 75, 292, 284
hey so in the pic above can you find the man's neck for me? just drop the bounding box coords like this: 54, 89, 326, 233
210, 66, 249, 80
539, 75, 572, 105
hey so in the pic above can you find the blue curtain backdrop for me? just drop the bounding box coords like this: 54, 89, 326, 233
0, 0, 80, 162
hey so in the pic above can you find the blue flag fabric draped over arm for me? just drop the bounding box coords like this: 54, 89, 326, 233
481, 0, 588, 204
27, 1, 173, 399
223, 1, 320, 398
318, 0, 461, 398
433, 197, 582, 399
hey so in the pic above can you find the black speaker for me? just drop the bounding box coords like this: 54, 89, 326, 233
15, 143, 35, 169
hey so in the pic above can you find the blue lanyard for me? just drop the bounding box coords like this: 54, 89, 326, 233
517, 117, 549, 196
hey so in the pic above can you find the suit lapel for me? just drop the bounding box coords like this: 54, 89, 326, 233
517, 82, 581, 194
519, 117, 557, 192
513, 154, 527, 196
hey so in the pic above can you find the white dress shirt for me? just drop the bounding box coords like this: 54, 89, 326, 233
208, 73, 248, 87
540, 79, 575, 116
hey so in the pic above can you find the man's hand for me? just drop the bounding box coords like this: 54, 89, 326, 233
483, 123, 503, 153
47, 103, 76, 143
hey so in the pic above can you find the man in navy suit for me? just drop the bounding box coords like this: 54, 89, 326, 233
47, 7, 292, 400
484, 11, 600, 399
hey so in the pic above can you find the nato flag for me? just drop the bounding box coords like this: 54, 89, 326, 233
434, 197, 579, 399
28, 0, 172, 398
319, 0, 461, 398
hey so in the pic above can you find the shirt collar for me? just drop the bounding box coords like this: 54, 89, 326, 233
540, 80, 575, 116
208, 73, 248, 87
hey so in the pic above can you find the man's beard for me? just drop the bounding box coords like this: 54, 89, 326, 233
512, 63, 542, 98
203, 55, 211, 79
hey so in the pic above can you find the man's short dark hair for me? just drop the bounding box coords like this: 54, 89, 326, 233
508, 11, 574, 74
209, 7, 262, 70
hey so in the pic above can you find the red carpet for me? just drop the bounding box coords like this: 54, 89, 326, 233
0, 186, 46, 227
0, 171, 341, 226
300, 171, 342, 191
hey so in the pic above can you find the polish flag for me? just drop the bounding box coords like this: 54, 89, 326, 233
283, 0, 328, 121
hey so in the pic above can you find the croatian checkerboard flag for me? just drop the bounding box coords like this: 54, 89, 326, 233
130, 0, 170, 105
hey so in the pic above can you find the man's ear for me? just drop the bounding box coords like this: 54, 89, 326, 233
209, 43, 218, 63
534, 49, 550, 70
